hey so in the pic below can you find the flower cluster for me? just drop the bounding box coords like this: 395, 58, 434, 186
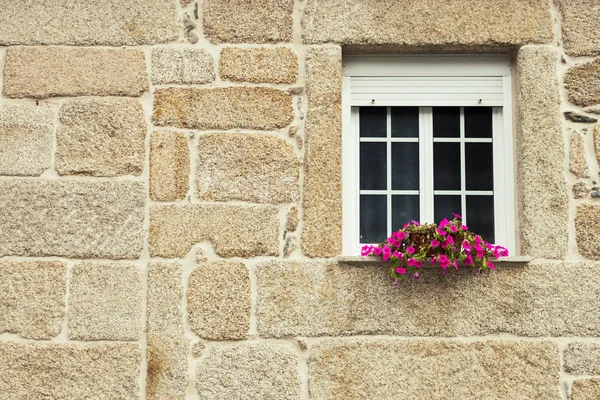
361, 214, 509, 284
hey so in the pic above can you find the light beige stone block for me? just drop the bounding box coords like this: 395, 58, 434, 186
57, 98, 146, 177
220, 47, 298, 83
308, 339, 559, 400
302, 0, 553, 49
0, 180, 145, 259
196, 133, 300, 203
150, 131, 190, 202
69, 263, 142, 341
0, 104, 53, 176
204, 0, 294, 43
558, 0, 600, 56
515, 46, 567, 259
3, 47, 148, 99
565, 59, 600, 107
575, 205, 600, 260
147, 262, 188, 400
302, 47, 343, 257
572, 379, 600, 400
196, 342, 301, 399
594, 125, 600, 167
564, 343, 600, 375
256, 261, 600, 337
286, 207, 299, 232
153, 87, 293, 130
0, 0, 178, 46
573, 181, 591, 199
151, 48, 215, 85
0, 261, 66, 340
150, 204, 280, 258
570, 132, 589, 178
0, 342, 141, 400
187, 260, 250, 340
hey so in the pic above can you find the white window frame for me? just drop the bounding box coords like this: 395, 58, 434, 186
342, 55, 516, 256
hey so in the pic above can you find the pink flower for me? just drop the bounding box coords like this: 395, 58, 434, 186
453, 213, 462, 219
387, 237, 399, 246
403, 222, 411, 229
476, 250, 484, 259
439, 218, 449, 229
430, 255, 437, 264
395, 267, 407, 275
450, 225, 458, 233
382, 246, 392, 261
464, 255, 473, 265
462, 240, 472, 252
475, 236, 482, 244
406, 246, 416, 254
415, 260, 423, 268
488, 261, 495, 271
373, 248, 382, 256
446, 236, 455, 245
461, 225, 469, 231
438, 254, 450, 269
407, 258, 417, 267
436, 228, 447, 236
413, 272, 420, 280
361, 245, 373, 256
430, 240, 440, 248
485, 241, 493, 250
411, 220, 421, 226
393, 231, 407, 241
453, 260, 458, 270
393, 251, 404, 260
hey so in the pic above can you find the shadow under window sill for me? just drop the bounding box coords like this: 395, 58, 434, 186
337, 255, 533, 267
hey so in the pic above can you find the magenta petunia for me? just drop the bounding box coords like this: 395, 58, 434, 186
438, 254, 450, 269
430, 255, 437, 264
452, 213, 462, 219
407, 258, 417, 267
439, 218, 449, 229
415, 260, 423, 268
464, 255, 474, 265
435, 228, 447, 236
462, 240, 472, 252
461, 225, 469, 231
430, 239, 440, 248
393, 250, 404, 260
453, 259, 458, 270
406, 246, 416, 254
395, 266, 407, 275
488, 261, 495, 270
450, 225, 458, 233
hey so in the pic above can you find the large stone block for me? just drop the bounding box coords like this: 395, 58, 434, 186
196, 342, 301, 399
219, 47, 298, 83
0, 104, 53, 176
256, 261, 600, 337
57, 98, 146, 177
187, 260, 250, 340
3, 47, 148, 98
558, 0, 600, 56
572, 379, 600, 400
151, 48, 215, 85
302, 47, 343, 257
570, 132, 589, 178
153, 87, 293, 130
0, 261, 66, 340
565, 59, 600, 107
564, 343, 600, 375
149, 204, 279, 258
0, 342, 141, 400
0, 0, 178, 46
204, 0, 294, 43
308, 339, 559, 400
147, 262, 188, 400
302, 0, 553, 49
150, 131, 190, 202
196, 133, 300, 203
515, 46, 567, 259
0, 180, 145, 259
575, 205, 600, 260
69, 263, 142, 341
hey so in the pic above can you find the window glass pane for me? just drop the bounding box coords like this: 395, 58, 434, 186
434, 142, 461, 190
392, 142, 419, 190
360, 142, 386, 190
360, 195, 387, 243
391, 107, 419, 138
434, 195, 462, 224
466, 196, 495, 243
466, 143, 494, 191
433, 107, 460, 138
360, 107, 387, 137
392, 195, 420, 231
465, 107, 492, 138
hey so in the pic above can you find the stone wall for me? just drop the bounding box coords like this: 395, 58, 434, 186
0, 0, 599, 399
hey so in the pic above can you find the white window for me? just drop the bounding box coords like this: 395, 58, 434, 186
342, 55, 516, 256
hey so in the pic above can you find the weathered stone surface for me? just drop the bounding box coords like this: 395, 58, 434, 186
69, 263, 142, 341
565, 111, 598, 123
147, 262, 188, 400
57, 99, 146, 177
516, 46, 567, 259
573, 181, 591, 199
0, 104, 53, 176
150, 131, 190, 202
564, 343, 600, 375
570, 132, 589, 178
150, 204, 279, 258
0, 0, 178, 46
204, 0, 294, 43
0, 342, 141, 400
220, 47, 298, 83
302, 0, 553, 48
196, 342, 301, 399
0, 261, 66, 340
196, 133, 300, 203
575, 205, 600, 260
572, 379, 600, 400
153, 87, 293, 130
256, 261, 600, 337
286, 207, 299, 232
565, 59, 600, 107
593, 125, 600, 168
192, 341, 206, 358
308, 339, 559, 400
187, 260, 250, 340
3, 47, 148, 98
558, 0, 600, 56
302, 47, 343, 257
152, 48, 215, 85
0, 180, 145, 258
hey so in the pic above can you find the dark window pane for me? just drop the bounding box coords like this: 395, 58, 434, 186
392, 196, 420, 231
465, 107, 492, 138
466, 143, 494, 191
360, 195, 387, 243
434, 142, 461, 190
360, 142, 387, 190
433, 107, 460, 138
391, 107, 419, 138
360, 107, 387, 137
466, 196, 495, 243
434, 195, 462, 224
392, 142, 419, 190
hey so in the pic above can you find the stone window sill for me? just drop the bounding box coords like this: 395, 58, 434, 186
337, 255, 533, 267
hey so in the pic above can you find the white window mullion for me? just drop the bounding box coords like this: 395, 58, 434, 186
420, 107, 434, 224
386, 107, 392, 236
460, 107, 467, 226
